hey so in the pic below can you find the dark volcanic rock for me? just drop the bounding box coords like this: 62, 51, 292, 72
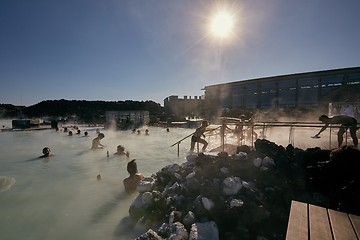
128, 139, 360, 239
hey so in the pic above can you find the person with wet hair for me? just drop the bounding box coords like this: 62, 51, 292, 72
313, 114, 358, 148
114, 145, 129, 157
39, 147, 53, 158
190, 120, 210, 152
123, 159, 144, 193
91, 133, 105, 149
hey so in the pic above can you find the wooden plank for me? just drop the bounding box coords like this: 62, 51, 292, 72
286, 200, 308, 240
309, 204, 333, 240
349, 214, 360, 239
328, 209, 357, 240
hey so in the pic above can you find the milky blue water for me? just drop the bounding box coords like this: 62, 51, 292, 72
0, 119, 345, 239
0, 120, 196, 240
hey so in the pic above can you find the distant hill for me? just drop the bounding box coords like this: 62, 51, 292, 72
0, 104, 24, 118
1, 100, 165, 123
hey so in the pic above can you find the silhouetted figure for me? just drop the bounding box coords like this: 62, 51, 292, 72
314, 115, 358, 148
234, 120, 244, 145
190, 120, 209, 152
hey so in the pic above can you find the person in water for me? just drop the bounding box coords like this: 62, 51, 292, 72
123, 159, 144, 193
114, 145, 130, 157
39, 147, 53, 158
91, 133, 105, 149
313, 114, 358, 148
190, 120, 210, 152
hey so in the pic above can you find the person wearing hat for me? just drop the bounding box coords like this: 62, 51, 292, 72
123, 159, 144, 193
190, 120, 210, 152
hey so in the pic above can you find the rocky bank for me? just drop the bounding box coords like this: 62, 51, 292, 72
125, 139, 360, 240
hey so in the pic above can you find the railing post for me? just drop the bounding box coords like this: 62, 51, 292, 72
262, 123, 266, 139
177, 143, 180, 157
288, 125, 295, 146
329, 125, 332, 149
345, 129, 348, 145
251, 125, 254, 149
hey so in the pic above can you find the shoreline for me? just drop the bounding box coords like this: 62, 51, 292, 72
126, 139, 360, 239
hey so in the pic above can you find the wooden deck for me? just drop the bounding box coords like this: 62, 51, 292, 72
286, 200, 360, 240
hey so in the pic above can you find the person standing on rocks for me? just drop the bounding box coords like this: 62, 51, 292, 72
313, 114, 358, 148
190, 120, 210, 152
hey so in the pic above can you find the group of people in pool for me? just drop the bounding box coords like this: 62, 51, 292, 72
39, 127, 144, 193
90, 129, 143, 192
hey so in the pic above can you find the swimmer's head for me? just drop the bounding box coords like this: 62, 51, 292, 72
98, 133, 105, 139
127, 159, 138, 176
97, 174, 102, 180
84, 131, 88, 136
319, 115, 329, 122
42, 147, 51, 156
117, 145, 125, 151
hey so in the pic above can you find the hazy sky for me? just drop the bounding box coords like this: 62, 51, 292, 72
1, 0, 359, 106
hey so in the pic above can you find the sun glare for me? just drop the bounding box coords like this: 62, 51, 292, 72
209, 10, 235, 39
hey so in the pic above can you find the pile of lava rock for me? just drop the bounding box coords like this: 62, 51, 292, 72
125, 139, 360, 240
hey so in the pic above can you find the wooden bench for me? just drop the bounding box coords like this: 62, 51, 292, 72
286, 200, 360, 240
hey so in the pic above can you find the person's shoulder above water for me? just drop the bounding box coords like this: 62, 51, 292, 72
123, 159, 144, 193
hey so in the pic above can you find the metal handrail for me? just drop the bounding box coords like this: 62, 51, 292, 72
170, 121, 359, 156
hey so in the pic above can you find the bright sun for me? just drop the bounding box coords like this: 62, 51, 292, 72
209, 10, 235, 39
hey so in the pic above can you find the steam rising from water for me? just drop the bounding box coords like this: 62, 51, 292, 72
0, 124, 194, 240
0, 176, 15, 192
0, 116, 353, 239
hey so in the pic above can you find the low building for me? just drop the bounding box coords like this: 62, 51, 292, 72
164, 95, 204, 119
105, 110, 149, 130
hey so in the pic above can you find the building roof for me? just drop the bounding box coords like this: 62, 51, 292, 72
203, 66, 360, 90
